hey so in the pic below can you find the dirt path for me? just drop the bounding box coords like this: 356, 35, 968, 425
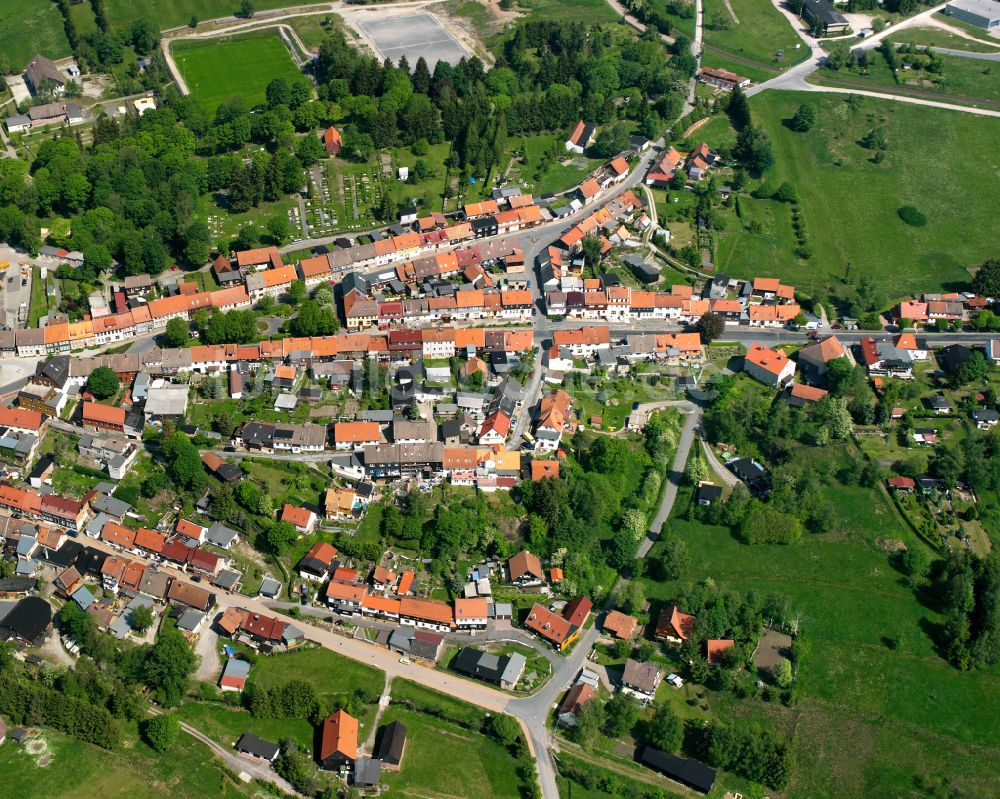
149, 708, 302, 795
362, 675, 394, 753
682, 116, 712, 139
722, 0, 740, 25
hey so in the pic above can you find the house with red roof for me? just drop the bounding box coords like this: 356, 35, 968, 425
281, 503, 317, 534
565, 120, 596, 154
656, 605, 695, 643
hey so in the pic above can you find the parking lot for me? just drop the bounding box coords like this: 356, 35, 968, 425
357, 13, 469, 67
2, 256, 31, 326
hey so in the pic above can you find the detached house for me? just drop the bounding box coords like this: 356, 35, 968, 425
319, 710, 358, 774
298, 541, 338, 581
506, 550, 545, 586
280, 503, 317, 534
565, 120, 596, 154
743, 343, 795, 388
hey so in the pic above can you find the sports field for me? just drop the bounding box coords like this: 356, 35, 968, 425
171, 31, 303, 114
722, 91, 1000, 296
0, 0, 72, 67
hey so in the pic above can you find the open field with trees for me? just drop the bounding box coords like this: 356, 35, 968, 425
742, 91, 1000, 296
0, 721, 267, 799
171, 31, 304, 113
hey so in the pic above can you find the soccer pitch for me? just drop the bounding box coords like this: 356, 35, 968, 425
172, 30, 303, 114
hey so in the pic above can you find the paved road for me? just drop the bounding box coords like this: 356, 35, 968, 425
701, 437, 739, 488
924, 46, 1000, 60
643, 400, 700, 545
739, 0, 1000, 115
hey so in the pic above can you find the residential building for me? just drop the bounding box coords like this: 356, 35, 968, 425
298, 541, 338, 582
565, 120, 596, 153
451, 647, 526, 689
319, 710, 358, 773
280, 503, 317, 534
621, 658, 663, 701
25, 54, 66, 96
656, 605, 695, 643
743, 343, 795, 387
507, 550, 545, 586
603, 610, 637, 640
696, 66, 750, 90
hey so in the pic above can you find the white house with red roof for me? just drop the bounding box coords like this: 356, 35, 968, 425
565, 120, 596, 154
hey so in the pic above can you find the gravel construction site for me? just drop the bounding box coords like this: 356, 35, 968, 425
356, 12, 469, 66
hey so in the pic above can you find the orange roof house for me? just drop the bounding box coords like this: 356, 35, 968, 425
707, 638, 736, 665
656, 605, 695, 642
323, 126, 342, 155
524, 603, 575, 650
531, 460, 560, 481
319, 710, 358, 771
603, 610, 638, 640
280, 503, 316, 532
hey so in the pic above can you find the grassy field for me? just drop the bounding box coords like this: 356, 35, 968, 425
702, 0, 805, 68
252, 646, 384, 698
0, 726, 266, 799
699, 51, 779, 84
640, 468, 1000, 798
746, 90, 1000, 295
378, 705, 524, 798
827, 46, 1000, 106
889, 25, 1000, 52
516, 0, 619, 26
171, 31, 304, 114
0, 1, 72, 68
104, 0, 329, 30
27, 270, 49, 327
175, 701, 315, 751
287, 12, 345, 51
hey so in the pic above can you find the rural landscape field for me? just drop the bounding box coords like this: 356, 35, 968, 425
1, 1, 1000, 799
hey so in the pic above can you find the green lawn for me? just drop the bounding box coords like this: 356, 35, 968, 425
702, 0, 805, 69
175, 701, 315, 751
388, 142, 453, 214
171, 31, 304, 114
287, 12, 345, 51
888, 26, 1000, 52
515, 0, 619, 26
0, 726, 264, 799
104, 0, 330, 31
700, 51, 779, 84
640, 476, 1000, 798
0, 1, 72, 68
747, 90, 1000, 295
27, 270, 49, 327
252, 646, 384, 698
378, 706, 524, 798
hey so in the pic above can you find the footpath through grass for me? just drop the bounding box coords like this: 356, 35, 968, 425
702, 0, 804, 69
171, 30, 304, 114
641, 474, 1000, 798
744, 90, 1000, 295
0, 726, 263, 799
